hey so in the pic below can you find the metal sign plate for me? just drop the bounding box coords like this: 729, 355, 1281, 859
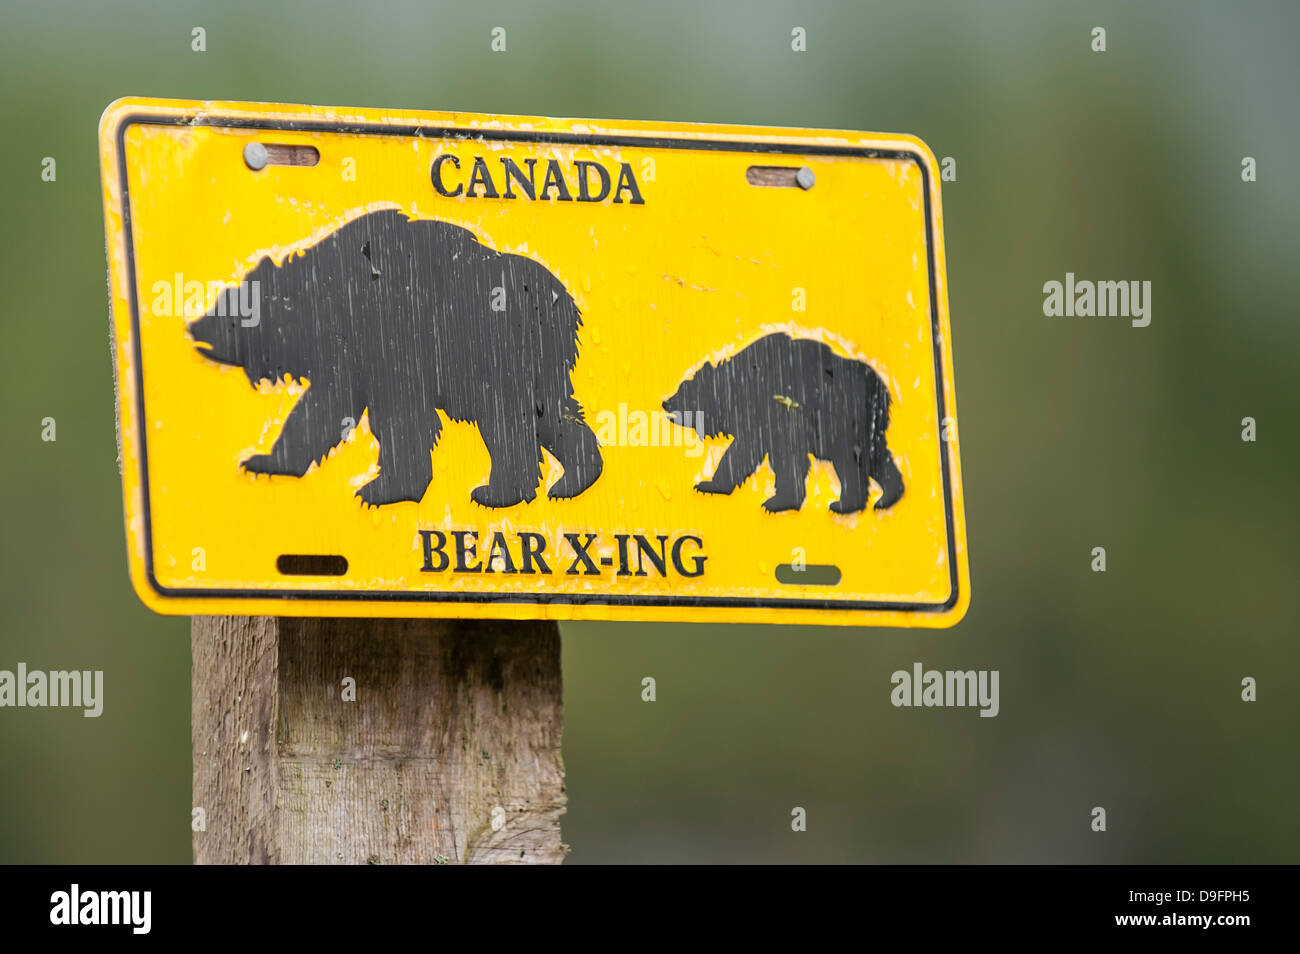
100, 97, 969, 626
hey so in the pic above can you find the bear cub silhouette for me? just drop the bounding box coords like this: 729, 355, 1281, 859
662, 333, 904, 514
189, 209, 603, 507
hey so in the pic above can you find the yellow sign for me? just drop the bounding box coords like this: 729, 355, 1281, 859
99, 97, 970, 627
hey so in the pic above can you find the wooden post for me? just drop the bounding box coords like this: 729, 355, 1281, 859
191, 616, 566, 864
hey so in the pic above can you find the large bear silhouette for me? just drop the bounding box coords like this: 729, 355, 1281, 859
189, 209, 603, 507
662, 333, 904, 514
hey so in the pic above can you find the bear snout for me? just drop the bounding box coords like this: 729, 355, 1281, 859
188, 310, 244, 367
188, 313, 218, 351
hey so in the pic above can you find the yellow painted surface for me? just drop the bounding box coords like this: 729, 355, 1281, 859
100, 97, 969, 626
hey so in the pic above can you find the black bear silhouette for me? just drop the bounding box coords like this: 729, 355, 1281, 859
189, 209, 603, 507
662, 333, 904, 514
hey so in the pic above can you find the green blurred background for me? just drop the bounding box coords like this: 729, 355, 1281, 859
1, 0, 1296, 863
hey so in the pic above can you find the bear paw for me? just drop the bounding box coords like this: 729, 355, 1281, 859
547, 463, 603, 500
829, 498, 867, 514
873, 485, 903, 510
762, 495, 803, 513
471, 484, 536, 509
694, 479, 732, 495
241, 453, 305, 477
355, 474, 425, 507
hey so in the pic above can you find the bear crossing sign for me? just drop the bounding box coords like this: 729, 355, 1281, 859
99, 98, 970, 627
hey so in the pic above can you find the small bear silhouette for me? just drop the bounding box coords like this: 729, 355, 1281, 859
189, 209, 603, 507
662, 333, 904, 514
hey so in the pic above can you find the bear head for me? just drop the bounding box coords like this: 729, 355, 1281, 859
662, 361, 727, 438
189, 254, 317, 387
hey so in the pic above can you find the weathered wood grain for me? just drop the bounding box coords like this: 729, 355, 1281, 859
192, 616, 565, 864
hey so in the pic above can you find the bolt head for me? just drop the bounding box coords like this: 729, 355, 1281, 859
243, 142, 269, 171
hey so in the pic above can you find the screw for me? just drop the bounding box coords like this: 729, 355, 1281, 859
795, 167, 815, 190
243, 142, 269, 171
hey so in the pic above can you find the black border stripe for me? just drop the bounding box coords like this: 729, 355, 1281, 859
114, 111, 959, 613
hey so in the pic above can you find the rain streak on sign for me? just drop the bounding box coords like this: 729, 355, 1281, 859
99, 98, 969, 627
